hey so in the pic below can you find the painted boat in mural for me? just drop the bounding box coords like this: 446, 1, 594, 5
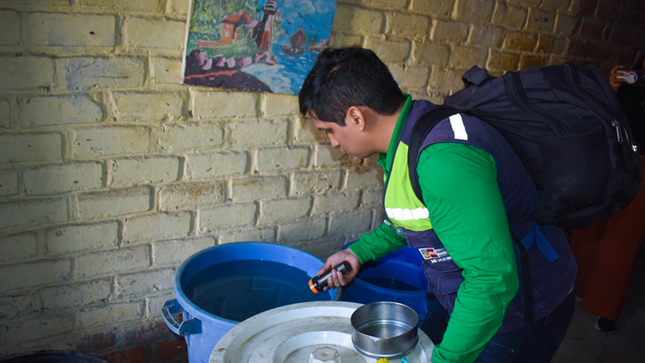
280, 26, 307, 56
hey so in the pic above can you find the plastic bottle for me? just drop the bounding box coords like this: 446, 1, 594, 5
616, 69, 645, 87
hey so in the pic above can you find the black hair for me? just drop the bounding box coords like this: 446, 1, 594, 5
298, 47, 406, 125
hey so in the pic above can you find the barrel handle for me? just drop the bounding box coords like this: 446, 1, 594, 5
161, 299, 201, 336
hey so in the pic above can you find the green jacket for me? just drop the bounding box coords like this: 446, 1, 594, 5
350, 96, 518, 363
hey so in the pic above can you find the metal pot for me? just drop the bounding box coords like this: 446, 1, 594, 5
350, 301, 419, 359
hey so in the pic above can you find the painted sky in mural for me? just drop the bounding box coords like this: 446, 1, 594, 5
183, 0, 337, 95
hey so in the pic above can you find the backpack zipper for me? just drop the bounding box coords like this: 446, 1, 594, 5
612, 120, 624, 143
503, 71, 567, 135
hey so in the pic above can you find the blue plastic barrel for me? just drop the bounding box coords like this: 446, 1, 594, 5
341, 244, 429, 325
162, 242, 339, 363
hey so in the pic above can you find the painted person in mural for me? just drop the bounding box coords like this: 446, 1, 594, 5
298, 47, 577, 363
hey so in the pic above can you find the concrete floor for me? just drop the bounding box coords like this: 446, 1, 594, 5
551, 253, 645, 362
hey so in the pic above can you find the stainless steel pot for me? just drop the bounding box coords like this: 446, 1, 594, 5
350, 301, 419, 359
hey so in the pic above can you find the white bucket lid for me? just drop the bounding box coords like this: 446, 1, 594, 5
210, 301, 434, 363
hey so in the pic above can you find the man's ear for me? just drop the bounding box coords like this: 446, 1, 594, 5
346, 106, 366, 131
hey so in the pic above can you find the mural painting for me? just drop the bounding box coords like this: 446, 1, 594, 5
183, 0, 337, 95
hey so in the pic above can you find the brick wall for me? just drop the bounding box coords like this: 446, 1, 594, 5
0, 0, 643, 362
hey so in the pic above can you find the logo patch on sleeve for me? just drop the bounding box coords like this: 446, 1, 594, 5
418, 247, 452, 263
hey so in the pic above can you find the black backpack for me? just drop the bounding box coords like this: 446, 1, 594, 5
409, 63, 642, 230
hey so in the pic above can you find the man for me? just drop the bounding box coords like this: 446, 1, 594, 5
299, 47, 577, 363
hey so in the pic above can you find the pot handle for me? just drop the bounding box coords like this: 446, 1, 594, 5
161, 299, 202, 336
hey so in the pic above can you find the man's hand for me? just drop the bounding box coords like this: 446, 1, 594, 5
609, 65, 625, 91
316, 248, 361, 290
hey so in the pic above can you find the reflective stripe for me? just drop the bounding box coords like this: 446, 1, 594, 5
385, 207, 429, 221
450, 114, 468, 140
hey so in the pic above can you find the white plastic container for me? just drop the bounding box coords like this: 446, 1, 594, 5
209, 301, 434, 363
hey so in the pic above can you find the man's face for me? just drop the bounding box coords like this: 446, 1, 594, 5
312, 115, 372, 160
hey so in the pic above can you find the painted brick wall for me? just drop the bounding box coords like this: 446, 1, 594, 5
0, 0, 644, 362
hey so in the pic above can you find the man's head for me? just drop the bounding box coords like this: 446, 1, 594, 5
298, 47, 406, 125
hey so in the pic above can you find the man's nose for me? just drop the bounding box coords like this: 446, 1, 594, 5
328, 135, 339, 148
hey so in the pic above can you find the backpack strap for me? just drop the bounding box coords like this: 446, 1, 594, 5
512, 231, 535, 325
408, 106, 460, 203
